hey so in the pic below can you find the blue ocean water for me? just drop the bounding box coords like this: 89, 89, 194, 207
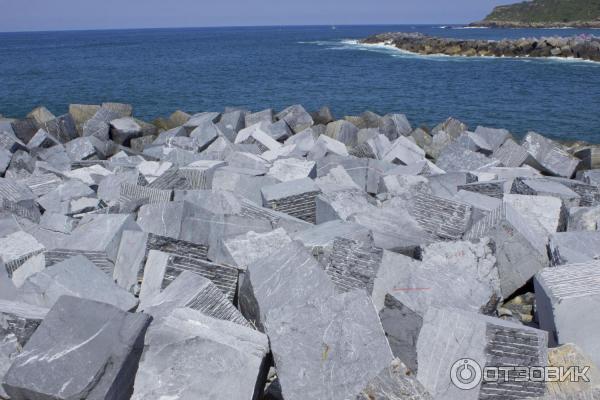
1, 25, 599, 142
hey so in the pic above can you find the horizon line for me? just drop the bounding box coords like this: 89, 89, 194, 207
0, 22, 469, 35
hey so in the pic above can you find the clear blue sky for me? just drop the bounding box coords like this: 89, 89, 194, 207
0, 0, 514, 32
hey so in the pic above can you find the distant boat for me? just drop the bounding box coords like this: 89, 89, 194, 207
331, 26, 337, 30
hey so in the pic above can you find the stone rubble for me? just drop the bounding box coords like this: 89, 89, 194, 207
0, 103, 599, 399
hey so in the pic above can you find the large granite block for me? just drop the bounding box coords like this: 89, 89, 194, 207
2, 296, 151, 400
416, 306, 548, 399
535, 261, 600, 366
17, 255, 138, 311
261, 178, 320, 223
266, 289, 394, 400
466, 203, 549, 297
45, 249, 114, 275
267, 157, 316, 182
238, 240, 337, 331
0, 231, 46, 288
522, 131, 581, 177
131, 308, 268, 400
548, 231, 600, 266
407, 192, 473, 240
276, 104, 313, 133
40, 114, 78, 143
140, 270, 249, 326
216, 228, 292, 267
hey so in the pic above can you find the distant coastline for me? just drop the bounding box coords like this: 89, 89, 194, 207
470, 20, 600, 29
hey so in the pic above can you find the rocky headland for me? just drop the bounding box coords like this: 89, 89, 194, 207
471, 0, 600, 28
1, 102, 600, 399
360, 32, 600, 61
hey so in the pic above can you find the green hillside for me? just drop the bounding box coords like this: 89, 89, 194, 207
484, 0, 600, 23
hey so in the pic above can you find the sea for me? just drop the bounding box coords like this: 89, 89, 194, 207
1, 25, 599, 142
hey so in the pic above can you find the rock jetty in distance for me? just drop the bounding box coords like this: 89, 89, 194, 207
360, 32, 600, 61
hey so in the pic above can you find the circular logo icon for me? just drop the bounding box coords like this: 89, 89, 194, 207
450, 358, 482, 390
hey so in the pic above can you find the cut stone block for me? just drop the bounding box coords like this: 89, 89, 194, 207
27, 106, 55, 125
119, 182, 173, 204
436, 142, 500, 172
504, 193, 566, 235
17, 255, 138, 311
69, 104, 100, 131
102, 102, 133, 117
140, 270, 249, 326
472, 125, 511, 152
0, 299, 48, 346
239, 240, 337, 331
457, 179, 506, 199
225, 151, 270, 175
466, 203, 549, 297
40, 114, 78, 143
110, 117, 142, 145
216, 109, 246, 141
261, 178, 320, 223
568, 206, 600, 231
245, 108, 274, 127
378, 239, 501, 370
276, 104, 313, 133
546, 176, 600, 207
235, 121, 283, 152
266, 289, 394, 400
432, 117, 468, 138
45, 249, 114, 275
311, 106, 335, 125
308, 134, 349, 160
407, 192, 473, 240
325, 120, 359, 147
138, 250, 239, 309
512, 177, 582, 207
378, 113, 412, 140
522, 131, 580, 177
454, 189, 502, 223
535, 261, 600, 366
382, 136, 426, 165
324, 237, 383, 294
416, 306, 547, 400
131, 307, 268, 400
268, 157, 316, 182
548, 231, 600, 266
11, 118, 39, 143
0, 231, 46, 288
492, 137, 532, 167
284, 127, 317, 153
216, 228, 292, 267
2, 295, 151, 400
113, 230, 209, 294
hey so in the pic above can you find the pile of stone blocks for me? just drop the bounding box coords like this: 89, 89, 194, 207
1, 103, 599, 399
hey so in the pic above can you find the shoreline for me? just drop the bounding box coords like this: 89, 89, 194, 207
470, 20, 600, 29
360, 32, 600, 62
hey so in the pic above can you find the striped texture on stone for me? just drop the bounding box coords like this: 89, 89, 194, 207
264, 191, 319, 223
4, 249, 45, 279
537, 262, 600, 300
1, 199, 41, 223
325, 237, 383, 294
0, 180, 32, 203
119, 183, 172, 204
147, 168, 190, 190
239, 199, 283, 225
492, 138, 529, 168
178, 168, 211, 189
457, 181, 505, 199
45, 249, 114, 275
147, 233, 209, 261
464, 204, 505, 240
479, 323, 547, 399
161, 256, 239, 302
350, 143, 376, 159
19, 174, 62, 197
184, 282, 250, 327
546, 178, 600, 207
409, 192, 472, 240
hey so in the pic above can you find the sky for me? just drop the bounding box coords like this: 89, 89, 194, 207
0, 0, 516, 32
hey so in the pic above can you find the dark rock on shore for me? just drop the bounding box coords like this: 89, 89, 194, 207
360, 32, 600, 62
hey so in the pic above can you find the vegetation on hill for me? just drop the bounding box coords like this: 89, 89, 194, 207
484, 0, 600, 23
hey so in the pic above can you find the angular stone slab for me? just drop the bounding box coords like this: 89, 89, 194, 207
266, 289, 394, 400
522, 131, 580, 178
0, 231, 46, 288
17, 255, 138, 311
568, 206, 600, 231
504, 193, 567, 235
267, 157, 316, 182
131, 308, 268, 400
119, 182, 173, 204
2, 296, 151, 400
535, 261, 600, 366
0, 299, 48, 347
216, 228, 292, 267
466, 203, 549, 297
140, 270, 249, 326
512, 177, 582, 207
324, 237, 384, 294
239, 240, 337, 331
276, 104, 313, 134
416, 306, 547, 400
548, 231, 600, 266
261, 178, 320, 223
492, 137, 532, 167
407, 192, 473, 240
113, 230, 209, 294
45, 249, 114, 275
457, 179, 506, 199
139, 250, 239, 308
39, 114, 78, 143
